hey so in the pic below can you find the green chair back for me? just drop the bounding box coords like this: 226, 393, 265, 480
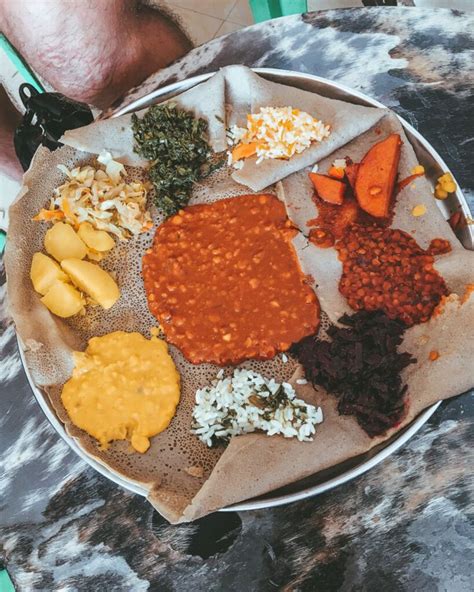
0, 34, 44, 92
249, 0, 308, 23
0, 568, 15, 592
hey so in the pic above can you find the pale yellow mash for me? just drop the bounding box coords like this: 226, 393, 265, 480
61, 331, 180, 453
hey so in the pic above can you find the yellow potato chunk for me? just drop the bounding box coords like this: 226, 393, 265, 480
78, 222, 115, 252
41, 280, 85, 317
44, 222, 88, 261
30, 252, 69, 295
61, 258, 120, 310
86, 250, 106, 262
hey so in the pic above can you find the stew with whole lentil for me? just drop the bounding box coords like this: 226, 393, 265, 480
428, 238, 452, 256
142, 194, 320, 365
336, 224, 449, 326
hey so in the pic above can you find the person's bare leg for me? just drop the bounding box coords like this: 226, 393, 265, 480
0, 0, 192, 108
0, 86, 22, 181
0, 0, 192, 178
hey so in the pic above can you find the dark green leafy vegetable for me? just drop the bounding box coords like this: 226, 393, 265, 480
132, 102, 221, 217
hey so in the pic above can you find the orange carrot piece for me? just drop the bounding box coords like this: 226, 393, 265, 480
142, 220, 154, 232
32, 209, 65, 222
396, 172, 424, 195
309, 173, 346, 205
461, 283, 474, 303
355, 134, 402, 218
328, 166, 345, 180
232, 141, 259, 162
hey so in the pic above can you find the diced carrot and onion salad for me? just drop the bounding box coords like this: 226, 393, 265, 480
227, 106, 331, 168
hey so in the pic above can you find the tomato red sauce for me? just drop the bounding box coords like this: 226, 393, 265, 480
142, 194, 320, 365
336, 224, 449, 326
308, 228, 335, 248
308, 196, 360, 248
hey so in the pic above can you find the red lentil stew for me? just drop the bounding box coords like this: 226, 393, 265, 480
336, 224, 448, 326
428, 238, 452, 256
142, 194, 320, 365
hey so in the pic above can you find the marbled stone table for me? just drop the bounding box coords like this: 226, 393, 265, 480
1, 7, 473, 591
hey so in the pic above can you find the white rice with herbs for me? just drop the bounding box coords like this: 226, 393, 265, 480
192, 368, 323, 447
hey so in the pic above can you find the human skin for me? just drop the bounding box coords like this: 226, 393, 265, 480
0, 0, 192, 179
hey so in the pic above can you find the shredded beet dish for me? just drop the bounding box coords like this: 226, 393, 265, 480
292, 311, 416, 437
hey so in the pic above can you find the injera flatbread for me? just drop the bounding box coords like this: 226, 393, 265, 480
61, 65, 385, 189
5, 67, 474, 522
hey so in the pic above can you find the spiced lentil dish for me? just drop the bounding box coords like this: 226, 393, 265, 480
336, 225, 448, 326
142, 194, 320, 365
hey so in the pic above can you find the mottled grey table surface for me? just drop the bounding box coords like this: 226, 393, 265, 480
1, 7, 473, 592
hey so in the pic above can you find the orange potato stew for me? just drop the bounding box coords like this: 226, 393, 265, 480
142, 194, 320, 365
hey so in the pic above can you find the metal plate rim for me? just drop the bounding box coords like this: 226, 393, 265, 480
19, 66, 473, 513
